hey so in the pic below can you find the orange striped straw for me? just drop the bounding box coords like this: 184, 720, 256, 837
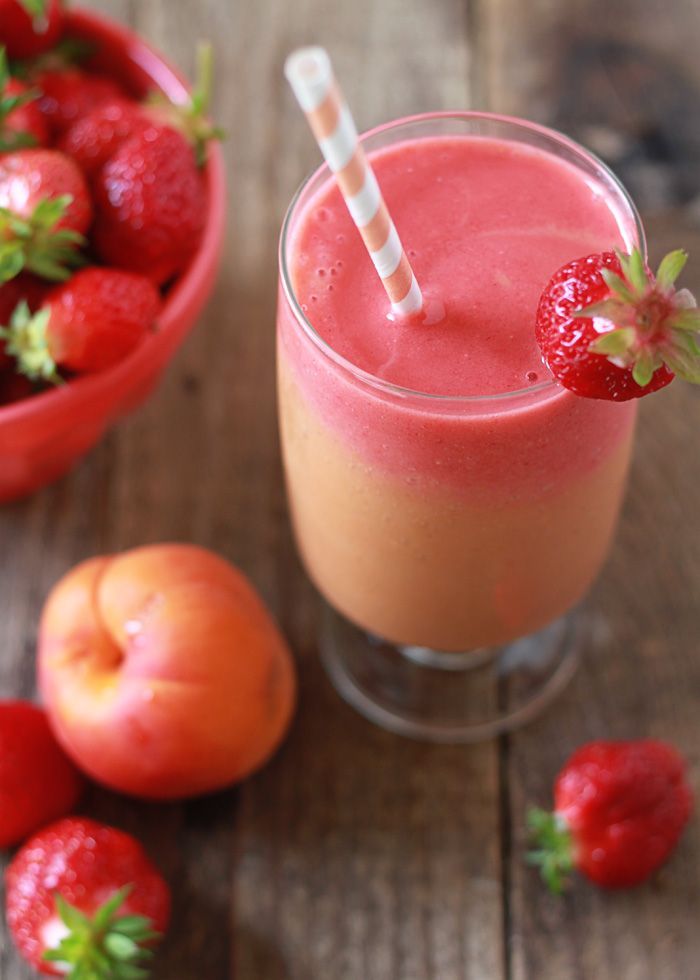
285, 47, 423, 317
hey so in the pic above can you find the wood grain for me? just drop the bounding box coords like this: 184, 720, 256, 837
0, 1, 503, 979
1, 0, 699, 978
221, 1, 504, 977
482, 2, 700, 978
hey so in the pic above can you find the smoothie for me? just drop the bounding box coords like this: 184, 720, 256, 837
278, 116, 639, 651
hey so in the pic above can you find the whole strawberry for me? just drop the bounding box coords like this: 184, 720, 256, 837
0, 148, 90, 281
0, 700, 83, 848
528, 739, 693, 891
57, 97, 152, 179
93, 124, 206, 284
36, 67, 125, 137
58, 43, 222, 179
0, 0, 63, 60
536, 248, 700, 400
0, 48, 49, 151
6, 816, 170, 976
1, 266, 161, 379
0, 148, 91, 234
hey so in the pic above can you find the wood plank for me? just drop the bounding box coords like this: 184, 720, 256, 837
0, 1, 506, 978
506, 364, 700, 980
477, 0, 700, 117
0, 2, 236, 977
221, 0, 504, 977
477, 1, 700, 977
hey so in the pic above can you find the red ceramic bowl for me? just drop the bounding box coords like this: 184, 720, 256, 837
0, 8, 226, 502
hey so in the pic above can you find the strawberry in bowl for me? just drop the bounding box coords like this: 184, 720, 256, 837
0, 10, 225, 502
0, 48, 49, 150
2, 268, 161, 379
0, 0, 62, 60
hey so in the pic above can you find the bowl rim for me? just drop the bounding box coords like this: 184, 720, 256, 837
0, 5, 226, 430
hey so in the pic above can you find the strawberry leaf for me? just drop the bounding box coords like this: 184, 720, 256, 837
0, 241, 26, 281
93, 886, 133, 931
674, 287, 698, 311
0, 195, 86, 282
589, 327, 635, 357
41, 886, 161, 979
114, 965, 151, 979
18, 0, 48, 17
680, 333, 700, 356
616, 247, 647, 292
146, 41, 225, 167
43, 950, 73, 963
672, 310, 700, 331
32, 194, 72, 227
665, 348, 700, 384
526, 808, 575, 895
628, 248, 647, 291
656, 249, 688, 290
0, 301, 60, 382
0, 129, 38, 151
112, 916, 157, 939
576, 298, 629, 322
659, 335, 700, 381
56, 894, 91, 932
600, 268, 636, 304
579, 247, 700, 392
632, 352, 656, 387
104, 934, 141, 960
0, 48, 41, 151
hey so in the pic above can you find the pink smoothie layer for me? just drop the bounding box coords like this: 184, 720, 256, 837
283, 135, 636, 499
291, 135, 631, 397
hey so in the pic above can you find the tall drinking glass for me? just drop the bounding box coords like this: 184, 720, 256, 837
277, 113, 643, 741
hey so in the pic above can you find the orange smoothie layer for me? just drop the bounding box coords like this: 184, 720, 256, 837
279, 362, 634, 649
278, 126, 639, 648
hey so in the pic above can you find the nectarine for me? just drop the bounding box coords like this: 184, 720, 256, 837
38, 544, 296, 799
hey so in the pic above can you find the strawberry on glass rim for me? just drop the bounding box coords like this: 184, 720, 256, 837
535, 247, 700, 401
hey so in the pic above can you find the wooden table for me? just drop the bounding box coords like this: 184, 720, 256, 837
2, 1, 700, 977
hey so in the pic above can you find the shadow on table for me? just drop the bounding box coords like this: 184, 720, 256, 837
233, 926, 295, 980
552, 39, 700, 212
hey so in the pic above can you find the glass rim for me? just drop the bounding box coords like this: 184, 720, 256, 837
279, 110, 647, 406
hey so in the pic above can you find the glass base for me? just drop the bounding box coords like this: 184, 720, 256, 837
319, 605, 582, 743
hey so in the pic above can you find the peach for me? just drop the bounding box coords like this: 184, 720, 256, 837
37, 544, 296, 799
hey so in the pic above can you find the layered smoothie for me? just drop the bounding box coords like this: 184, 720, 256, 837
278, 115, 639, 652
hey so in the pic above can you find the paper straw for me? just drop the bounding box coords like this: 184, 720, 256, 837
285, 47, 423, 317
